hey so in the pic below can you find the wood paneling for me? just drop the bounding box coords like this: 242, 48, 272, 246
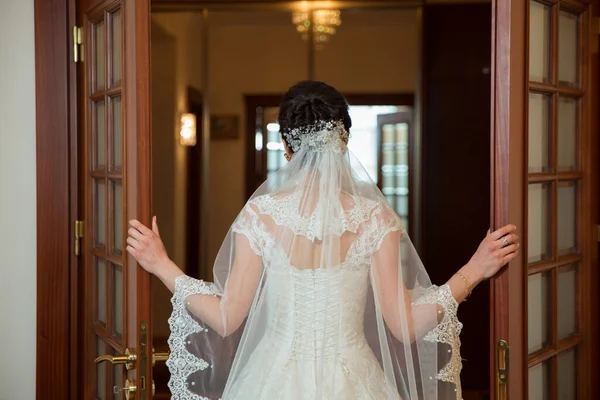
34, 0, 76, 398
591, 5, 600, 398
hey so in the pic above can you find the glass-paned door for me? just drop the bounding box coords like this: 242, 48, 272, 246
80, 0, 153, 398
526, 0, 590, 398
377, 112, 413, 233
490, 0, 597, 398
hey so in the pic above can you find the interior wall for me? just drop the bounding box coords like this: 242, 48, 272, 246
151, 21, 179, 338
315, 9, 418, 92
151, 12, 203, 272
0, 0, 37, 398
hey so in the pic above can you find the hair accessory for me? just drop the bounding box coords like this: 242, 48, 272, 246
281, 120, 349, 153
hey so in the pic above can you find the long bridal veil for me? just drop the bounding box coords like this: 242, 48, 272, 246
166, 121, 463, 400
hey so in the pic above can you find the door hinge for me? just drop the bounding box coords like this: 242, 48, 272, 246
74, 220, 84, 256
73, 26, 83, 63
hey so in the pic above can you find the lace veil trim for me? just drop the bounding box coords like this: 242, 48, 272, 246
167, 276, 219, 400
413, 284, 463, 399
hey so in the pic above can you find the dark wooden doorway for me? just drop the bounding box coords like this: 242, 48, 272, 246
421, 4, 492, 399
185, 86, 204, 280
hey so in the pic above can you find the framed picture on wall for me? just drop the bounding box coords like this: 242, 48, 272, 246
211, 115, 239, 140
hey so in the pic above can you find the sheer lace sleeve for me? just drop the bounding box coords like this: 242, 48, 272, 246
370, 209, 463, 398
166, 204, 266, 399
231, 203, 273, 257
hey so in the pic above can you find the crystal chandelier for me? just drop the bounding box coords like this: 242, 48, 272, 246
292, 9, 342, 48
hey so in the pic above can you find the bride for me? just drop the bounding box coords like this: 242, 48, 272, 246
126, 81, 519, 400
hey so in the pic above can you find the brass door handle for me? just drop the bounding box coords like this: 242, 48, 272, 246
95, 348, 137, 370
152, 348, 170, 366
113, 378, 136, 400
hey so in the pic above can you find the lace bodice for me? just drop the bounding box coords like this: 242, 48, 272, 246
249, 192, 385, 242
263, 260, 370, 360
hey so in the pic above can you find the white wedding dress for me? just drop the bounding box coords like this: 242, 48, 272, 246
166, 122, 463, 400
223, 197, 399, 400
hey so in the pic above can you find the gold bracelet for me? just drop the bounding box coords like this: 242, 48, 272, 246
455, 272, 472, 301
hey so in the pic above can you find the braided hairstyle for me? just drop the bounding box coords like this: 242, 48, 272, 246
278, 81, 352, 153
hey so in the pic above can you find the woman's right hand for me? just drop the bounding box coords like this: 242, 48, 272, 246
126, 216, 170, 276
468, 225, 520, 280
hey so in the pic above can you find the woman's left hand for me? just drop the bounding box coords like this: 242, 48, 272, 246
126, 216, 169, 275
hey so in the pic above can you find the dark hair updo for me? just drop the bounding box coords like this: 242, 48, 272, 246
278, 81, 352, 152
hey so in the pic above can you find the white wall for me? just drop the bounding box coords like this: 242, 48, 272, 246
0, 0, 37, 398
151, 21, 180, 339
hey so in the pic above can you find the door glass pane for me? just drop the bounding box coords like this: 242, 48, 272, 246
97, 259, 107, 325
111, 9, 122, 87
264, 110, 284, 173
528, 272, 550, 354
96, 101, 106, 169
397, 172, 408, 190
528, 360, 550, 400
112, 180, 123, 252
111, 96, 123, 171
528, 93, 551, 173
397, 147, 408, 167
96, 338, 107, 399
558, 265, 577, 339
96, 179, 107, 246
529, 1, 551, 83
558, 97, 577, 171
382, 146, 394, 166
400, 217, 408, 229
528, 183, 551, 263
382, 172, 394, 191
559, 11, 578, 87
397, 195, 408, 216
396, 123, 408, 143
95, 20, 106, 92
112, 264, 123, 338
385, 195, 395, 209
558, 348, 577, 400
558, 182, 577, 255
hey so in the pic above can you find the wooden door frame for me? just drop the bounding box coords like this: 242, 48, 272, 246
34, 0, 79, 398
488, 0, 526, 397
489, 0, 600, 399
34, 0, 153, 398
